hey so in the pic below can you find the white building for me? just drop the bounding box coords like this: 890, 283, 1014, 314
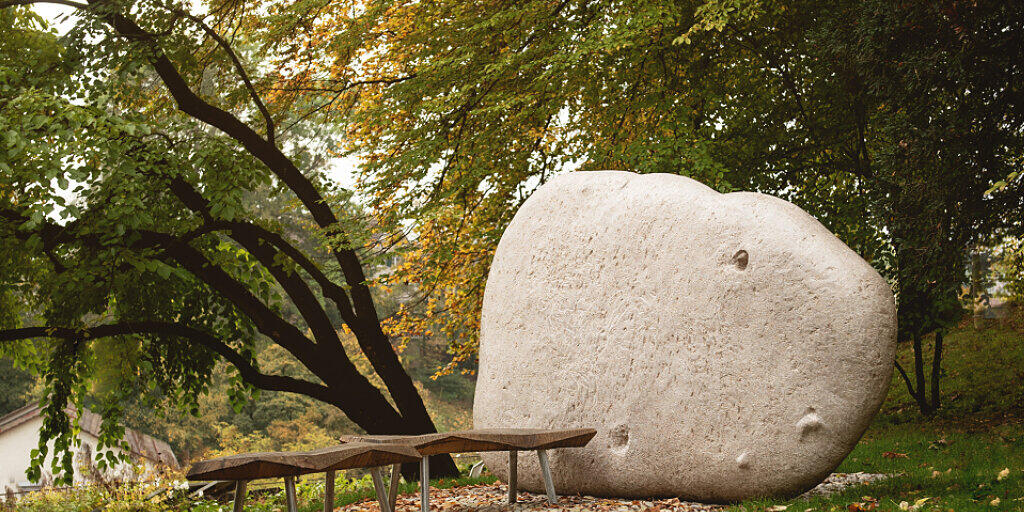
0, 404, 178, 498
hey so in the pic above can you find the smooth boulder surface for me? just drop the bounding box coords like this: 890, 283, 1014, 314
472, 171, 897, 503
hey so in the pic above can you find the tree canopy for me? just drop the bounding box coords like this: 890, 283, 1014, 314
0, 1, 457, 482
267, 0, 1024, 409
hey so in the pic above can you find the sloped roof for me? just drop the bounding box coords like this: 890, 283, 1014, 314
0, 404, 179, 468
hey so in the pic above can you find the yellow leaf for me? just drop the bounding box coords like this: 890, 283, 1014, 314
997, 468, 1010, 481
990, 498, 1000, 506
914, 498, 931, 507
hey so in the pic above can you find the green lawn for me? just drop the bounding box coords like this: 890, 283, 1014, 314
731, 421, 1024, 511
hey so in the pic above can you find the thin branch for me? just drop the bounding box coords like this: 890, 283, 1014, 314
268, 75, 418, 94
894, 360, 917, 398
169, 6, 277, 144
0, 0, 88, 9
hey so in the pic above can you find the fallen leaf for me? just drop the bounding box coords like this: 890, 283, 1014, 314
767, 506, 788, 511
990, 498, 1000, 506
899, 501, 910, 511
847, 502, 878, 511
997, 468, 1010, 481
883, 451, 909, 459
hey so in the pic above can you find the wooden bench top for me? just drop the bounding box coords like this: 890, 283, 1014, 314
186, 442, 421, 481
339, 427, 597, 456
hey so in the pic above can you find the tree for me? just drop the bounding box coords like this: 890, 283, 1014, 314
0, 356, 35, 416
0, 2, 457, 481
715, 0, 1024, 414
285, 0, 1024, 412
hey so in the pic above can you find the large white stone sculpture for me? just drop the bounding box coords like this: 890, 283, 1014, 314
472, 171, 897, 502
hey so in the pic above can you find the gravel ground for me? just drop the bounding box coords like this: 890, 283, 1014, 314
339, 473, 889, 512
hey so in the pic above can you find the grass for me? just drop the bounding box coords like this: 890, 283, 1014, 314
730, 421, 1024, 511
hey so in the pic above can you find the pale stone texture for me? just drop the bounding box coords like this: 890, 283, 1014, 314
472, 171, 897, 503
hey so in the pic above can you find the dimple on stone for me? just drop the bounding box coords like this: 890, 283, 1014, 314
797, 408, 824, 439
609, 424, 630, 454
732, 250, 749, 270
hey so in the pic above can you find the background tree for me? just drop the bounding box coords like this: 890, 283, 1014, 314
0, 356, 35, 415
279, 0, 1024, 410
0, 2, 457, 481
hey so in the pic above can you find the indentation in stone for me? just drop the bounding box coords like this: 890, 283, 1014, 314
609, 424, 630, 454
797, 407, 824, 439
732, 250, 749, 270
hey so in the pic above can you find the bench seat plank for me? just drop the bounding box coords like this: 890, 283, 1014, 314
186, 443, 421, 481
339, 427, 597, 456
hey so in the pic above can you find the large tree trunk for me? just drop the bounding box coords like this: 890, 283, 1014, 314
328, 391, 460, 480
318, 345, 460, 479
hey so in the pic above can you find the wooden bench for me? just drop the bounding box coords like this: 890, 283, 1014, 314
186, 443, 421, 512
340, 427, 597, 511
186, 428, 596, 512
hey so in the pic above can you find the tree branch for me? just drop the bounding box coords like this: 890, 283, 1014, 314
894, 360, 917, 398
2, 206, 319, 368
0, 0, 88, 9
0, 322, 337, 403
167, 178, 358, 327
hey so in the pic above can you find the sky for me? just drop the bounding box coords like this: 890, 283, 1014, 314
30, 3, 362, 192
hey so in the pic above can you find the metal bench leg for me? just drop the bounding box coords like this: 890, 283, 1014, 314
284, 476, 298, 512
536, 450, 557, 504
233, 481, 247, 512
324, 470, 335, 512
371, 467, 392, 512
420, 457, 430, 512
389, 463, 401, 512
507, 450, 518, 504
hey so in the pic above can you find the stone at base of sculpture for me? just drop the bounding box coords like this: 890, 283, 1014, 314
472, 171, 897, 503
